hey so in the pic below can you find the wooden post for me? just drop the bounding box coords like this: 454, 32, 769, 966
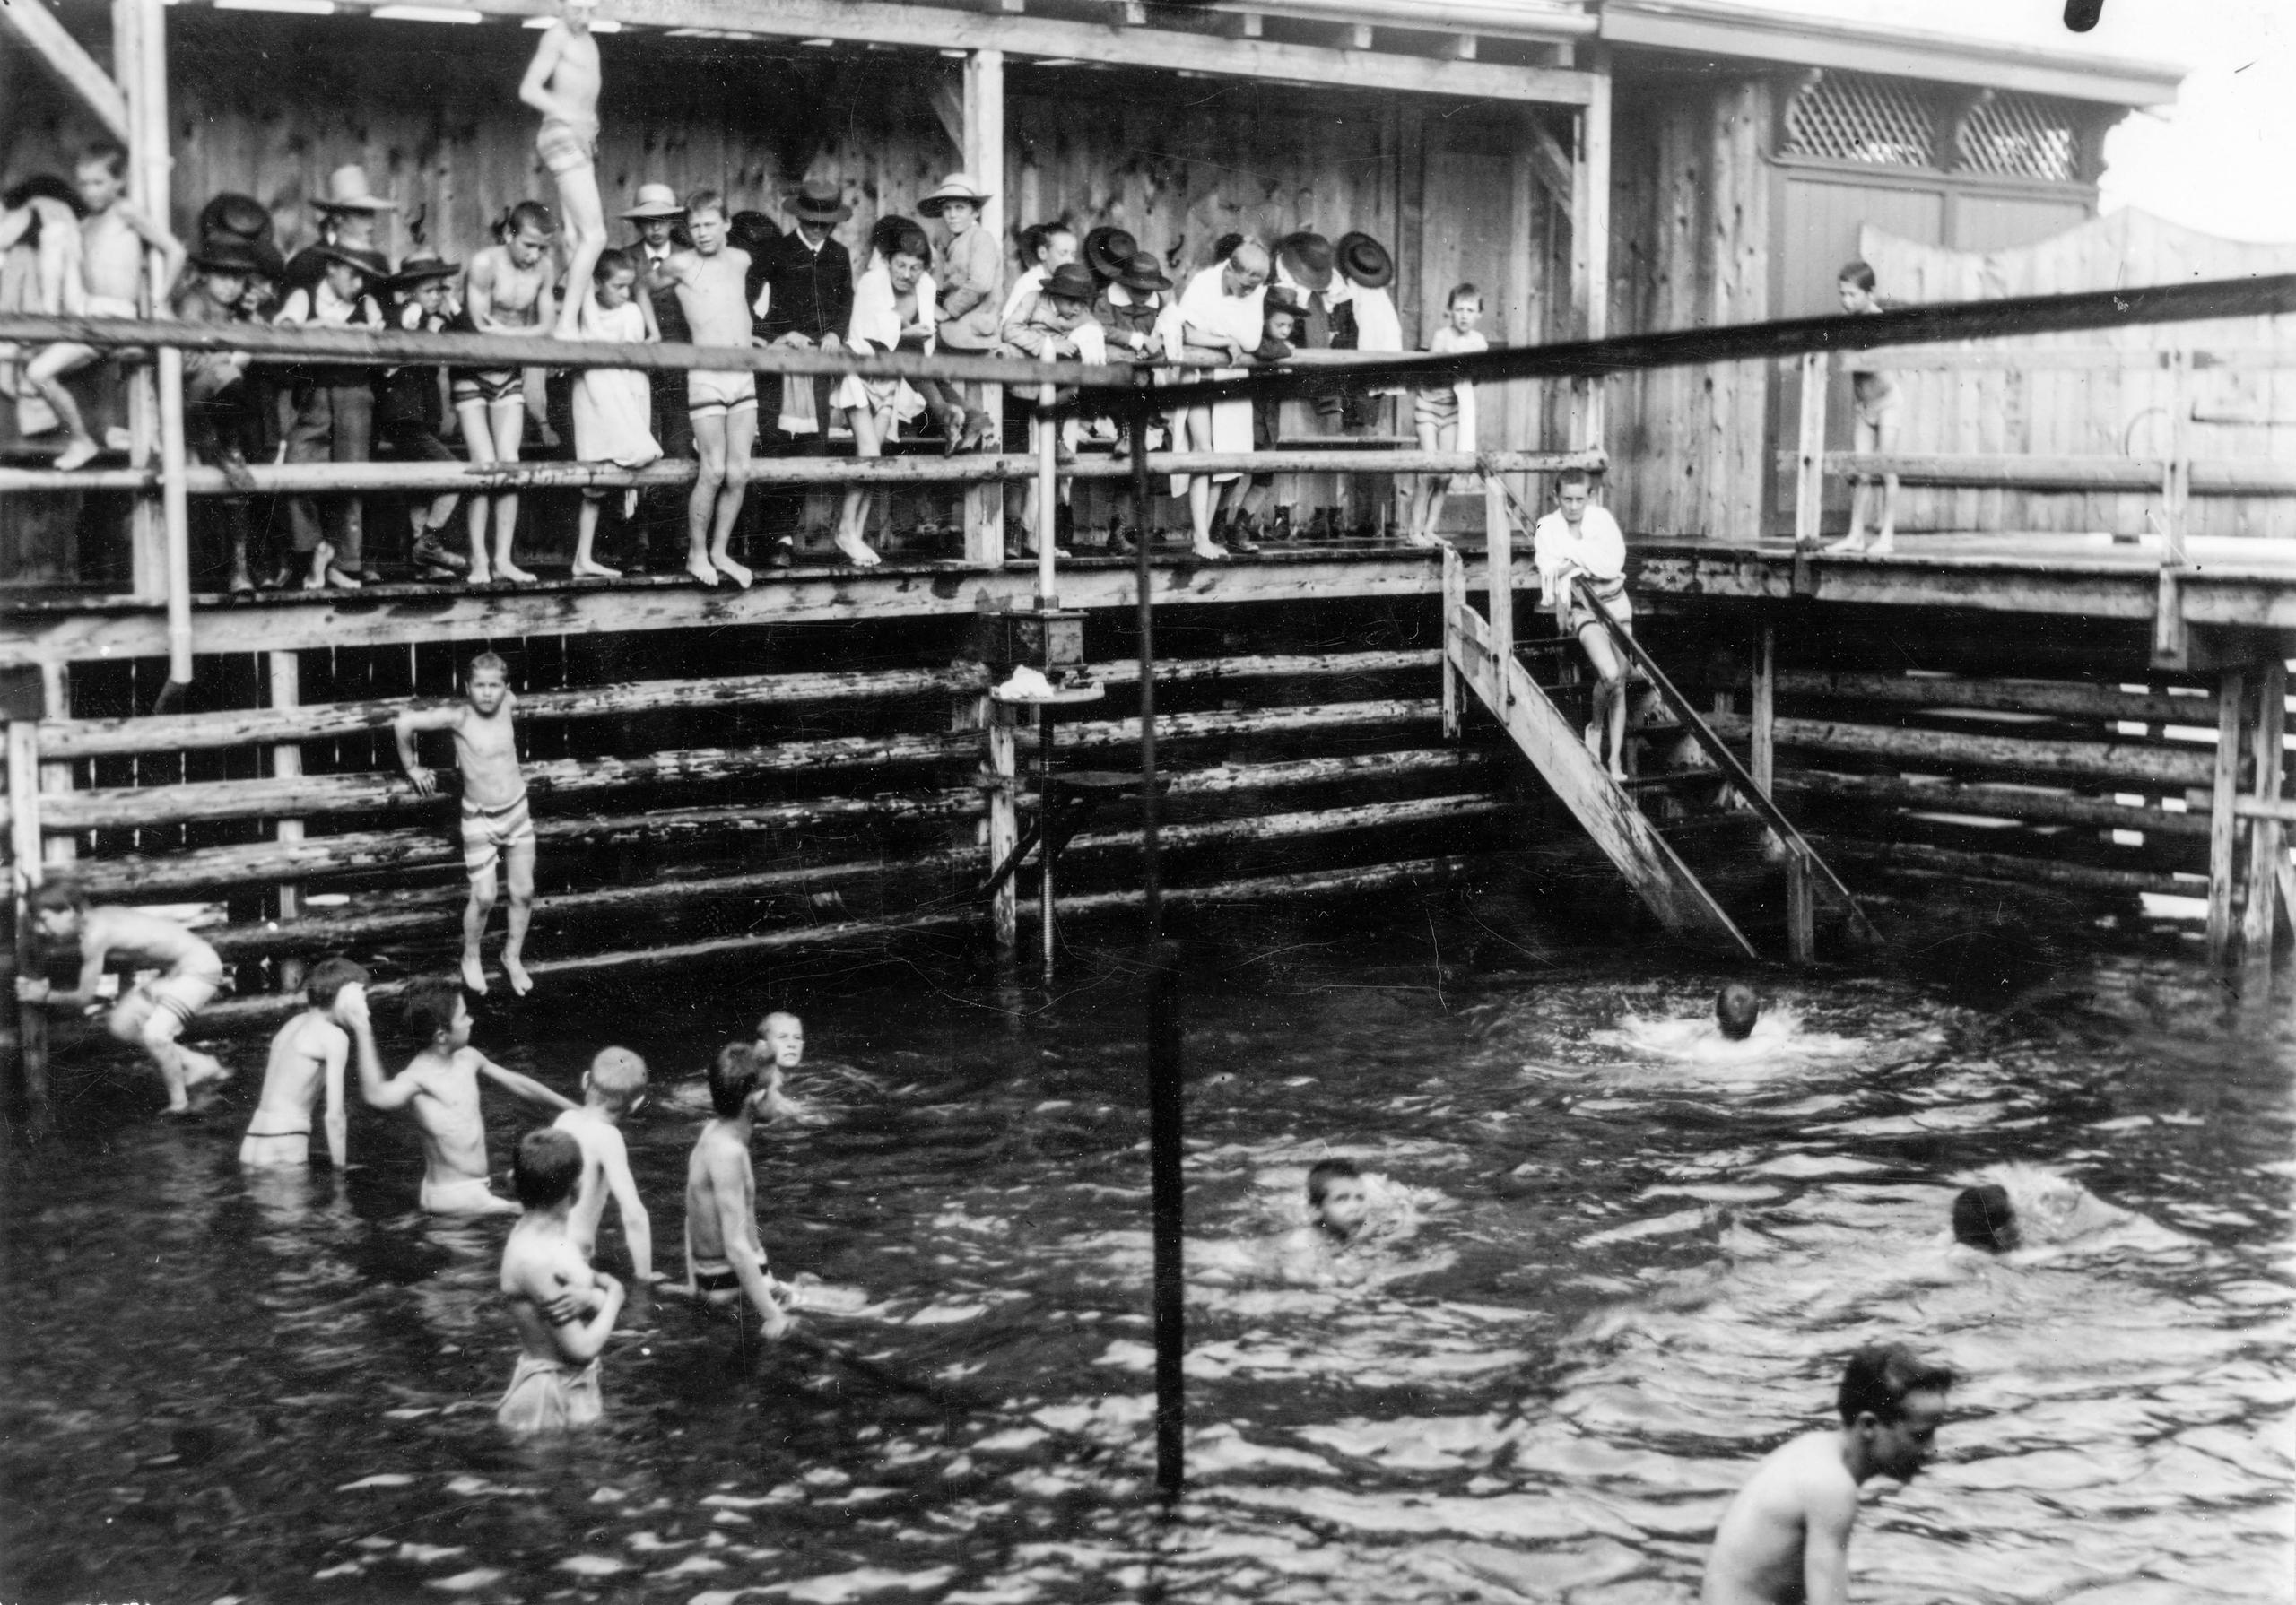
269, 651, 307, 937
1035, 381, 1057, 605
7, 719, 50, 1132
2207, 667, 2246, 965
2242, 656, 2287, 958
962, 48, 1005, 567
37, 664, 74, 881
2153, 349, 2192, 670
1578, 49, 1611, 455
985, 700, 1018, 952
1752, 625, 1811, 962
1038, 707, 1055, 986
1484, 480, 1512, 716
117, 0, 169, 601
1794, 351, 1828, 553
1440, 544, 1464, 740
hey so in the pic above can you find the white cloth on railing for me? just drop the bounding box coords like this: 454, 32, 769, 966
831, 265, 937, 427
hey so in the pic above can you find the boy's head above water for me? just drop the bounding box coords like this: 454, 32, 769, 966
1715, 982, 1761, 1041
586, 1045, 648, 1112
709, 1041, 762, 1118
404, 976, 472, 1050
513, 1125, 584, 1211
1307, 1158, 1367, 1242
1952, 1183, 2019, 1253
1836, 1341, 1954, 1482
754, 1011, 804, 1072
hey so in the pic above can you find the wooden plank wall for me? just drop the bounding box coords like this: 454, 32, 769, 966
1859, 208, 2296, 542
1603, 74, 1773, 542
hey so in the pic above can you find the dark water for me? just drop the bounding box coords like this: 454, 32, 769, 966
4, 915, 2292, 1604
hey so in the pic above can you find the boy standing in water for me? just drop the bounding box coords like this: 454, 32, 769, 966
394, 651, 536, 996
552, 1045, 657, 1282
520, 0, 606, 343
15, 880, 229, 1113
356, 976, 575, 1214
498, 1126, 625, 1434
240, 957, 371, 1167
677, 1043, 791, 1336
752, 1010, 813, 1122
1702, 1342, 1953, 1605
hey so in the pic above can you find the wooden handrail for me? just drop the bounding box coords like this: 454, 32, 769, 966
1860, 344, 2296, 372
1780, 452, 2296, 497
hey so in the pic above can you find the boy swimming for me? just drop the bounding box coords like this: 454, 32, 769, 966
676, 1043, 791, 1336
497, 1126, 625, 1435
1716, 983, 1761, 1042
15, 880, 230, 1113
752, 1010, 816, 1123
1702, 1342, 1953, 1605
355, 976, 576, 1214
240, 957, 370, 1167
552, 1045, 657, 1282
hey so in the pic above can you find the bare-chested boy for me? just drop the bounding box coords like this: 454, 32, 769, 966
520, 0, 606, 343
15, 880, 227, 1113
26, 143, 183, 471
552, 1045, 657, 1282
653, 188, 758, 590
1702, 1342, 1953, 1605
675, 1043, 790, 1335
355, 976, 575, 1214
393, 650, 536, 995
752, 1009, 816, 1123
456, 201, 557, 584
240, 957, 370, 1167
497, 1125, 625, 1433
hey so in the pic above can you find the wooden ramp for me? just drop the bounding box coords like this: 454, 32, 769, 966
1441, 550, 1757, 959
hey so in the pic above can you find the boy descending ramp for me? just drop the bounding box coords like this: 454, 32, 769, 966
15, 880, 229, 1113
394, 651, 536, 995
521, 0, 607, 343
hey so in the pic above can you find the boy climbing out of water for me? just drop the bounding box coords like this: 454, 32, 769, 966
519, 0, 606, 344
357, 976, 575, 1214
497, 1125, 625, 1434
675, 1042, 792, 1336
1533, 467, 1634, 780
393, 651, 535, 996
1826, 260, 1899, 557
240, 957, 371, 1167
1701, 1342, 1953, 1605
15, 880, 230, 1114
552, 1045, 657, 1283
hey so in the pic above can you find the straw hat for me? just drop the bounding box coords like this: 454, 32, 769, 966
314, 164, 397, 213
1275, 230, 1335, 292
1082, 225, 1136, 282
620, 183, 686, 221
1039, 262, 1097, 304
1335, 230, 1394, 290
391, 250, 462, 286
1117, 250, 1172, 294
785, 178, 852, 224
917, 172, 993, 216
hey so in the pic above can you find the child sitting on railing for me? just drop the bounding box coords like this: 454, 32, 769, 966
569, 248, 661, 579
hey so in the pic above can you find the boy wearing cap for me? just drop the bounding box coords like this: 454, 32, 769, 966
275, 241, 387, 590
918, 173, 1003, 453
379, 252, 468, 581
520, 0, 606, 343
1001, 260, 1107, 559
174, 234, 270, 592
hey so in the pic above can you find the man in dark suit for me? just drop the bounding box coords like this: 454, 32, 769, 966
752, 178, 856, 563
625, 183, 691, 571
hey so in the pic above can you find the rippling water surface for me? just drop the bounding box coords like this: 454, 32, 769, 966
4, 918, 2291, 1604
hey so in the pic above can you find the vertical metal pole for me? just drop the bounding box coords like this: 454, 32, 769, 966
2207, 668, 2246, 966
1134, 393, 1183, 1501
7, 719, 50, 1134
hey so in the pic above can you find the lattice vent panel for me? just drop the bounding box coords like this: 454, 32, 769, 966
1783, 72, 1935, 167
1954, 92, 2083, 182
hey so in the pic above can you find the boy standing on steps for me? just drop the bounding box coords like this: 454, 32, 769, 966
393, 651, 537, 995
1533, 467, 1633, 780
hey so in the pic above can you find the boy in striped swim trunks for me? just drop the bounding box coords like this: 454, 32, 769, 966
16, 880, 229, 1113
520, 0, 606, 343
393, 651, 538, 995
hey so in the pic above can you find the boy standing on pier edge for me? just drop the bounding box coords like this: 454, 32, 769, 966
522, 0, 607, 344
394, 651, 538, 995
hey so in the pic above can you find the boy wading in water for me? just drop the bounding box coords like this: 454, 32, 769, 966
520, 0, 606, 344
394, 651, 536, 995
677, 1043, 792, 1337
241, 957, 372, 1167
357, 976, 576, 1214
15, 881, 229, 1113
1702, 1342, 1953, 1605
552, 1046, 657, 1283
498, 1126, 625, 1434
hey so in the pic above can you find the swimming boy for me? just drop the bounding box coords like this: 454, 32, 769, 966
497, 1126, 625, 1434
1270, 1157, 1371, 1284
393, 650, 535, 995
1533, 467, 1633, 779
1701, 1342, 1953, 1605
1716, 983, 1761, 1043
519, 0, 606, 343
655, 188, 760, 589
355, 976, 576, 1214
752, 1009, 814, 1123
677, 1043, 791, 1336
241, 957, 371, 1167
1951, 1183, 2017, 1254
25, 143, 183, 472
15, 880, 229, 1113
1826, 261, 1899, 557
552, 1045, 657, 1282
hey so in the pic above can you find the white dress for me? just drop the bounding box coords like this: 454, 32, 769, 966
1164, 265, 1265, 491
572, 297, 661, 468
833, 265, 937, 429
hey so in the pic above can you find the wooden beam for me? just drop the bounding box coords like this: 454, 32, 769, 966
1780, 771, 2212, 839
2242, 657, 2286, 957
6, 720, 50, 1133
1770, 670, 2219, 728
964, 46, 1006, 568
1822, 837, 2194, 899
1527, 120, 1573, 210
2207, 667, 2245, 964
0, 0, 132, 144
1703, 711, 2221, 791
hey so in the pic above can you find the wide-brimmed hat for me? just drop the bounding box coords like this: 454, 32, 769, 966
1262, 285, 1306, 320
188, 236, 269, 276
1039, 262, 1097, 305
197, 192, 271, 243
311, 240, 390, 280
786, 178, 852, 224
246, 238, 287, 282
1335, 230, 1393, 290
1082, 225, 1136, 282
621, 182, 686, 221
1117, 250, 1171, 294
917, 172, 993, 216
1275, 230, 1335, 292
392, 250, 461, 287
315, 164, 397, 213
728, 210, 782, 256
